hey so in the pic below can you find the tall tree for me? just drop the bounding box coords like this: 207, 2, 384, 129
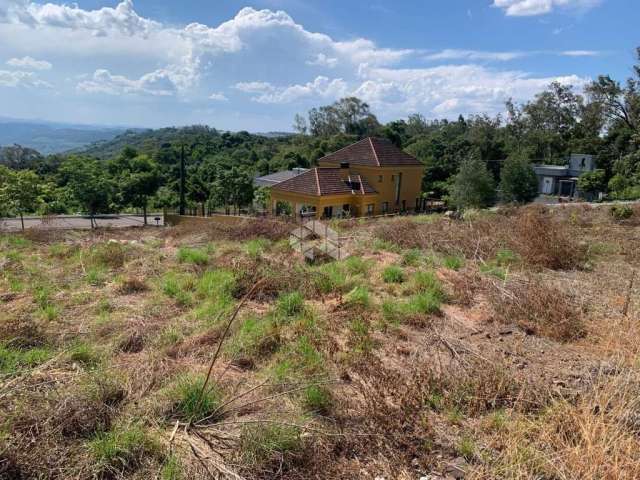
499, 156, 539, 204
116, 154, 162, 224
4, 170, 42, 230
60, 156, 112, 228
449, 156, 496, 210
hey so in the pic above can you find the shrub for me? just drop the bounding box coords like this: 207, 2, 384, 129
511, 207, 586, 270
170, 376, 222, 423
382, 265, 405, 283
176, 247, 209, 265
610, 204, 633, 221
313, 262, 349, 294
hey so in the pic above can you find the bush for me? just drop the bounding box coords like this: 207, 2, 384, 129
170, 376, 222, 423
382, 265, 405, 283
511, 206, 586, 270
610, 204, 633, 221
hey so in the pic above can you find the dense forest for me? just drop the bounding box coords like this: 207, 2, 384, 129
1, 47, 639, 221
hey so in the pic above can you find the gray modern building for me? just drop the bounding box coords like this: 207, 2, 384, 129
533, 154, 596, 198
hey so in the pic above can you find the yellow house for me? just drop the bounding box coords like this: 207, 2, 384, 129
270, 137, 424, 219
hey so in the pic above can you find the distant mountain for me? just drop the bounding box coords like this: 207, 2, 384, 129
0, 117, 137, 154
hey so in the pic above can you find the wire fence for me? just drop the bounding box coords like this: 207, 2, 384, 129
0, 213, 165, 232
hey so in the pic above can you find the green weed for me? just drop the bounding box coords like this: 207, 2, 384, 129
382, 265, 405, 283
170, 376, 222, 423
177, 247, 209, 265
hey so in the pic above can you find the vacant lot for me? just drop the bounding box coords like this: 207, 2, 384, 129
1, 204, 639, 479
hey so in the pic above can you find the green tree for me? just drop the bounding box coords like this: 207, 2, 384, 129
60, 157, 112, 228
112, 154, 162, 224
4, 169, 42, 230
499, 156, 539, 203
577, 169, 607, 197
449, 157, 496, 210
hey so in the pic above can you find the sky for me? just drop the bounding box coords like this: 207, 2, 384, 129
0, 0, 637, 130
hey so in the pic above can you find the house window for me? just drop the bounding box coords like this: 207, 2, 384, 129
378, 175, 383, 183
367, 204, 374, 216
401, 200, 406, 211
323, 206, 333, 218
381, 202, 389, 214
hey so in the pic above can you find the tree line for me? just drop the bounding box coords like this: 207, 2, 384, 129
1, 47, 640, 223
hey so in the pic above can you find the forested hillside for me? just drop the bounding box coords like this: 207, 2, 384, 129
1, 48, 640, 219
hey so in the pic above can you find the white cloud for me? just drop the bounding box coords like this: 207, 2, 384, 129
353, 64, 588, 118
0, 0, 594, 126
424, 49, 526, 62
2, 0, 159, 36
77, 68, 178, 96
209, 92, 228, 101
493, 0, 601, 16
6, 55, 52, 70
561, 49, 600, 57
235, 76, 348, 104
306, 53, 338, 68
0, 69, 52, 88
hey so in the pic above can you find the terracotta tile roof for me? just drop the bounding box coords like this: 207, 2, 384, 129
318, 137, 422, 167
272, 168, 377, 197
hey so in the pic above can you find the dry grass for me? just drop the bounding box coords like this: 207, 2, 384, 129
487, 275, 586, 342
2, 204, 640, 479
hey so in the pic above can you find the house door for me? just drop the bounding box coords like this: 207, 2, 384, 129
542, 177, 553, 194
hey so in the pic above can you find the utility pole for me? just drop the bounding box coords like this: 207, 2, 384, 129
179, 144, 186, 216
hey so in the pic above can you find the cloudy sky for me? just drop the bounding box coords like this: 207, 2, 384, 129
0, 0, 636, 130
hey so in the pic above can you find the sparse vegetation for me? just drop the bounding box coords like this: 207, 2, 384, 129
2, 204, 640, 478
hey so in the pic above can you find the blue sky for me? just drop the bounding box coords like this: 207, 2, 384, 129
0, 0, 637, 130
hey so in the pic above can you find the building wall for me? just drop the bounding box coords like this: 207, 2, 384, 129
269, 189, 379, 218
318, 162, 424, 213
